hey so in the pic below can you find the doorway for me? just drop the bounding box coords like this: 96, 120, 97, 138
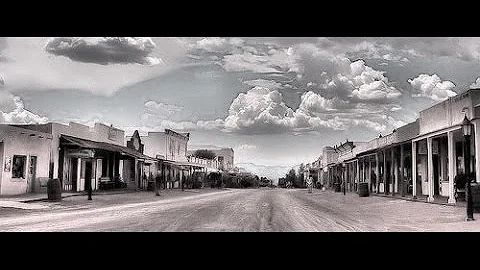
71, 158, 78, 191
433, 155, 439, 195
27, 156, 37, 193
84, 159, 92, 191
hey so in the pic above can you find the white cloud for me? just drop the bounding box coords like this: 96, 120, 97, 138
0, 93, 48, 124
312, 59, 402, 102
144, 100, 183, 119
223, 52, 283, 73
470, 77, 480, 89
195, 37, 230, 53
297, 91, 337, 112
0, 76, 48, 124
223, 87, 345, 134
408, 74, 457, 101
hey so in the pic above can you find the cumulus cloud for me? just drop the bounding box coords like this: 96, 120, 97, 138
45, 37, 162, 66
194, 37, 230, 53
0, 93, 48, 124
308, 58, 402, 103
298, 91, 352, 112
0, 76, 48, 124
141, 100, 224, 131
408, 74, 457, 101
223, 87, 345, 134
222, 46, 302, 74
144, 100, 183, 119
470, 77, 480, 89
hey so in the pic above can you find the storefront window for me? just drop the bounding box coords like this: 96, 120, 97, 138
12, 155, 26, 179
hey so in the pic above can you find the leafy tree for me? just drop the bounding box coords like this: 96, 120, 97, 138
278, 177, 286, 188
193, 149, 216, 160
285, 168, 297, 187
296, 163, 305, 188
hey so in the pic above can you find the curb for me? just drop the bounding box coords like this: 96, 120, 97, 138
20, 187, 224, 203
20, 189, 140, 203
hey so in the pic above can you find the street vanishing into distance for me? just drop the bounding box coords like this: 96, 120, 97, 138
0, 188, 477, 232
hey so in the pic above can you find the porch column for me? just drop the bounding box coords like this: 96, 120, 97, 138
77, 157, 81, 192
427, 137, 434, 202
112, 152, 116, 178
448, 131, 456, 204
368, 157, 372, 190
474, 121, 480, 183
400, 144, 405, 197
356, 159, 359, 191
412, 141, 417, 199
391, 147, 395, 196
363, 158, 366, 182
383, 150, 387, 194
375, 152, 380, 194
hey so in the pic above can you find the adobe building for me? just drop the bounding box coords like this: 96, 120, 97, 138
17, 122, 154, 193
0, 125, 52, 195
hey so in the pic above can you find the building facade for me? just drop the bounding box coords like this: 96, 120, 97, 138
0, 125, 53, 195
306, 88, 480, 205
17, 122, 153, 193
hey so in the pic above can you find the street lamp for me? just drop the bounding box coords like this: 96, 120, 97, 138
462, 115, 474, 221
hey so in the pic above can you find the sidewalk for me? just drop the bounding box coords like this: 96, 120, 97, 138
338, 189, 468, 208
0, 188, 137, 203
0, 187, 227, 210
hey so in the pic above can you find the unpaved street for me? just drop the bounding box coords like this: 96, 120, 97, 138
0, 188, 478, 231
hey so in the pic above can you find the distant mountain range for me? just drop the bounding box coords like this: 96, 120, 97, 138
234, 163, 298, 185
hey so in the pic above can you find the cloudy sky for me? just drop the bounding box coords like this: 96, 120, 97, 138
2, 37, 480, 167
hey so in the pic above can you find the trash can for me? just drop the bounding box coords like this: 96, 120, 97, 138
47, 178, 62, 201
334, 183, 341, 192
470, 182, 480, 212
358, 182, 369, 197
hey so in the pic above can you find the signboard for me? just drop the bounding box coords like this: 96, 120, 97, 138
432, 140, 439, 155
107, 128, 117, 141
66, 149, 95, 158
4, 156, 11, 172
418, 140, 427, 155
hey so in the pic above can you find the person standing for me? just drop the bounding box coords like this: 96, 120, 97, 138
307, 176, 313, 193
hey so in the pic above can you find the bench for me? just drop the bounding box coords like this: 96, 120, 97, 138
99, 177, 115, 190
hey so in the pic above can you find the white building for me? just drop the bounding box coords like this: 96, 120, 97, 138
0, 125, 52, 195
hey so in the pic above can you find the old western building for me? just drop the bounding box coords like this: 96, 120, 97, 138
133, 129, 205, 189
16, 122, 154, 193
186, 146, 235, 172
0, 125, 52, 195
305, 88, 480, 205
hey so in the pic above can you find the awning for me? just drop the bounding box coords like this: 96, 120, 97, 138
61, 135, 158, 161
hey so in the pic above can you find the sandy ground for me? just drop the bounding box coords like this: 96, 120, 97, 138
0, 188, 479, 232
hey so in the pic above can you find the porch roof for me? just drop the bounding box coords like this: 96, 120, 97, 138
60, 134, 157, 162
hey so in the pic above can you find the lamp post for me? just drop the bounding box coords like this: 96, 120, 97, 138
462, 115, 474, 221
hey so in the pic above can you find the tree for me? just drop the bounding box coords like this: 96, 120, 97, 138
193, 149, 216, 160
278, 177, 286, 188
285, 168, 297, 188
296, 163, 305, 188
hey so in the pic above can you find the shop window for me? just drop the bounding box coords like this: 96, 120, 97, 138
12, 155, 26, 179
